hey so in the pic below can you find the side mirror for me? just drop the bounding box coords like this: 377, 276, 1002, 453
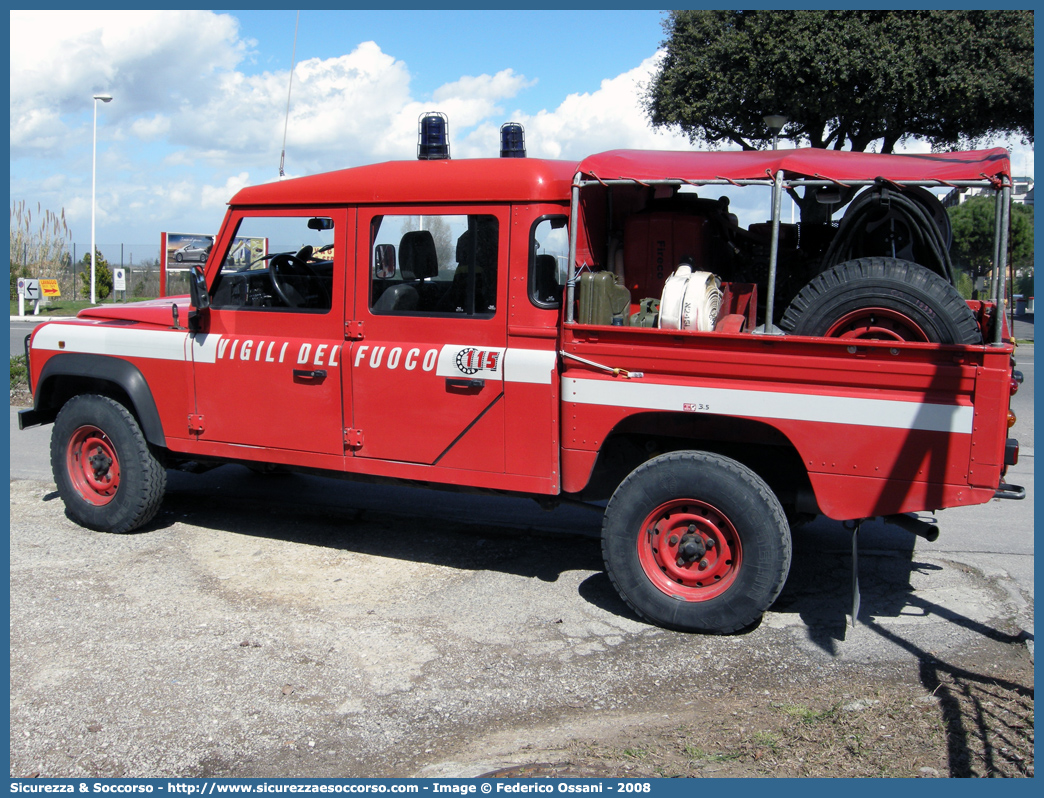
374, 244, 396, 279
189, 264, 210, 311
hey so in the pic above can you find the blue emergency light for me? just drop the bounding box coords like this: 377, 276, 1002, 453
417, 112, 450, 160
500, 122, 526, 158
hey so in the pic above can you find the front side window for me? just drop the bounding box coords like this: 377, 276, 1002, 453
369, 214, 498, 316
209, 214, 336, 312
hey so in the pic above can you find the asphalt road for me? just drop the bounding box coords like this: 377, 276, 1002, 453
11, 318, 35, 356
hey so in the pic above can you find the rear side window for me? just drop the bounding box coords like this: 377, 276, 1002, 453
369, 214, 498, 317
529, 215, 569, 308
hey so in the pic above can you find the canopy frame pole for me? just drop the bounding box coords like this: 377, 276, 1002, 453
566, 178, 581, 325
993, 181, 1012, 345
755, 169, 785, 334
991, 189, 1004, 305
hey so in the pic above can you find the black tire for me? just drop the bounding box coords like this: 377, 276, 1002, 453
51, 394, 166, 534
602, 451, 792, 634
780, 257, 981, 344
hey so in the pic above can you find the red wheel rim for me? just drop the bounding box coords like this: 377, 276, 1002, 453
824, 307, 929, 342
67, 425, 120, 506
637, 499, 741, 601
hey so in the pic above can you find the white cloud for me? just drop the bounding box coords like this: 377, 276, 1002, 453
494, 53, 692, 160
201, 173, 253, 211
433, 69, 534, 104
130, 115, 172, 141
10, 10, 247, 158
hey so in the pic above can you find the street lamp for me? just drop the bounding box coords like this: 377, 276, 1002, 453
763, 114, 789, 150
91, 93, 113, 305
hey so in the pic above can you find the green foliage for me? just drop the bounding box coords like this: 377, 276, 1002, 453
79, 248, 113, 300
11, 354, 27, 391
948, 197, 1033, 279
1015, 271, 1033, 298
955, 269, 975, 300
647, 11, 1033, 154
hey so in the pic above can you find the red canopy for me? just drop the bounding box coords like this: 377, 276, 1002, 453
577, 147, 1011, 185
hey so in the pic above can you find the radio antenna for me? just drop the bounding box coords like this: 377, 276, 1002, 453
278, 11, 300, 179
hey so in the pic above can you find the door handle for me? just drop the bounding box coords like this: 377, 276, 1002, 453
446, 378, 484, 390
293, 369, 327, 379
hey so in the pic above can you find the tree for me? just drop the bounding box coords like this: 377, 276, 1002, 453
948, 196, 1033, 288
398, 215, 454, 272
80, 248, 113, 301
646, 11, 1033, 220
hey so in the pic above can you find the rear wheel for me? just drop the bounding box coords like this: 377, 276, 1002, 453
51, 394, 166, 533
602, 451, 791, 634
780, 257, 981, 344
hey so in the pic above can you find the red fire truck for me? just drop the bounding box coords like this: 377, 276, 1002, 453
20, 138, 1023, 633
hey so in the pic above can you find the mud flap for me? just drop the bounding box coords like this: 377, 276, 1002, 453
849, 520, 861, 628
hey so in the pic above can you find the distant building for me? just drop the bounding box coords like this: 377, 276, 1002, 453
942, 177, 1034, 208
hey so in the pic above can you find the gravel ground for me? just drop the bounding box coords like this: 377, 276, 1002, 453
9, 472, 1033, 779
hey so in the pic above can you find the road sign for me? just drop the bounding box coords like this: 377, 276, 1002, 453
22, 279, 40, 300
113, 269, 126, 292
40, 279, 60, 298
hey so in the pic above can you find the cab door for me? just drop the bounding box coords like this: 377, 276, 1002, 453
348, 207, 507, 470
191, 208, 351, 456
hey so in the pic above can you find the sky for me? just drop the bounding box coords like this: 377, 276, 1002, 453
9, 9, 1035, 265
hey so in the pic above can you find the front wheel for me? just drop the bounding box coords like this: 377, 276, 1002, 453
51, 394, 167, 533
602, 451, 791, 634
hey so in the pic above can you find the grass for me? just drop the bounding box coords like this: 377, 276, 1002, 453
681, 743, 746, 765
11, 296, 159, 317
11, 354, 27, 390
751, 730, 781, 751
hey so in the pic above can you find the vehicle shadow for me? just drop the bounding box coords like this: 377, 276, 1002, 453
868, 616, 1034, 776
158, 465, 607, 584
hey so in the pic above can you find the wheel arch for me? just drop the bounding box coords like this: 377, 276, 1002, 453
576, 410, 818, 514
31, 354, 167, 448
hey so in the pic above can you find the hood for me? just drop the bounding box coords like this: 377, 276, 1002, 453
75, 295, 193, 328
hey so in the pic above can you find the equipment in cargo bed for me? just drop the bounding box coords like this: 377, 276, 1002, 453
578, 270, 632, 326
623, 212, 713, 301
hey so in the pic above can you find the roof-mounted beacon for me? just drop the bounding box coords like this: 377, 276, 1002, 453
417, 112, 450, 160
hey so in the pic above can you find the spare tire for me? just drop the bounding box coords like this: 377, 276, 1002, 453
780, 258, 981, 344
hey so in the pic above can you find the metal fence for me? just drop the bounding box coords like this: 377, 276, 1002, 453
10, 243, 185, 301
